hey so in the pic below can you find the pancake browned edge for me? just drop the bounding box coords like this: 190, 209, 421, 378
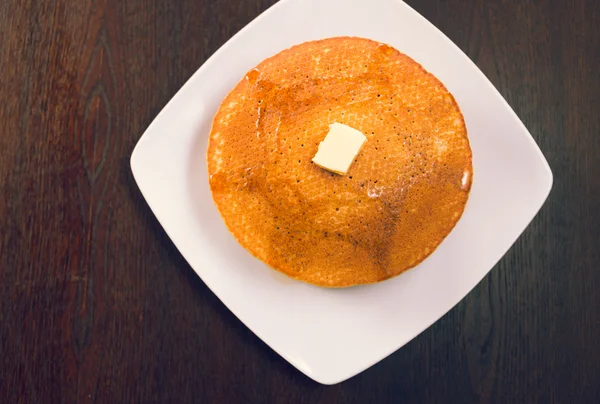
207, 37, 472, 288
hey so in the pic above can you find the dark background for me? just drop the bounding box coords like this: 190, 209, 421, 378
1, 0, 599, 402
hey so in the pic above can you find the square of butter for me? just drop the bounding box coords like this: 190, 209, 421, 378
312, 123, 367, 175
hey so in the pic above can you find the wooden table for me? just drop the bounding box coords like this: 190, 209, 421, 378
1, 0, 599, 402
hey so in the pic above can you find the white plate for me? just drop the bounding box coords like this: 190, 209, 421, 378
131, 0, 552, 385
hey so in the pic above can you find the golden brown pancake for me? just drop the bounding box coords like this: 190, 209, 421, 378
207, 37, 472, 287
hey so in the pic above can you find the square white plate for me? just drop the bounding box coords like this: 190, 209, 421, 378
131, 0, 553, 385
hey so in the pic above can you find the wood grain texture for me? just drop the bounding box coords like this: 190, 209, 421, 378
0, 0, 598, 402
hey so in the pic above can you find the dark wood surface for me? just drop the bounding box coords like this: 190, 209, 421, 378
1, 0, 599, 402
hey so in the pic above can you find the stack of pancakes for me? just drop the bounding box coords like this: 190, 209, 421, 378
207, 37, 472, 287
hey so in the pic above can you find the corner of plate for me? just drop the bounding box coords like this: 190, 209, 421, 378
130, 132, 147, 185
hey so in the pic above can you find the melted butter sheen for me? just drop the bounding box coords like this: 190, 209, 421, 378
208, 37, 473, 287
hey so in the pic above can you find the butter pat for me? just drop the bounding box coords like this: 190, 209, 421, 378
312, 123, 367, 175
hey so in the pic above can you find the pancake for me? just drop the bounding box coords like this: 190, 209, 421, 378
207, 37, 472, 287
